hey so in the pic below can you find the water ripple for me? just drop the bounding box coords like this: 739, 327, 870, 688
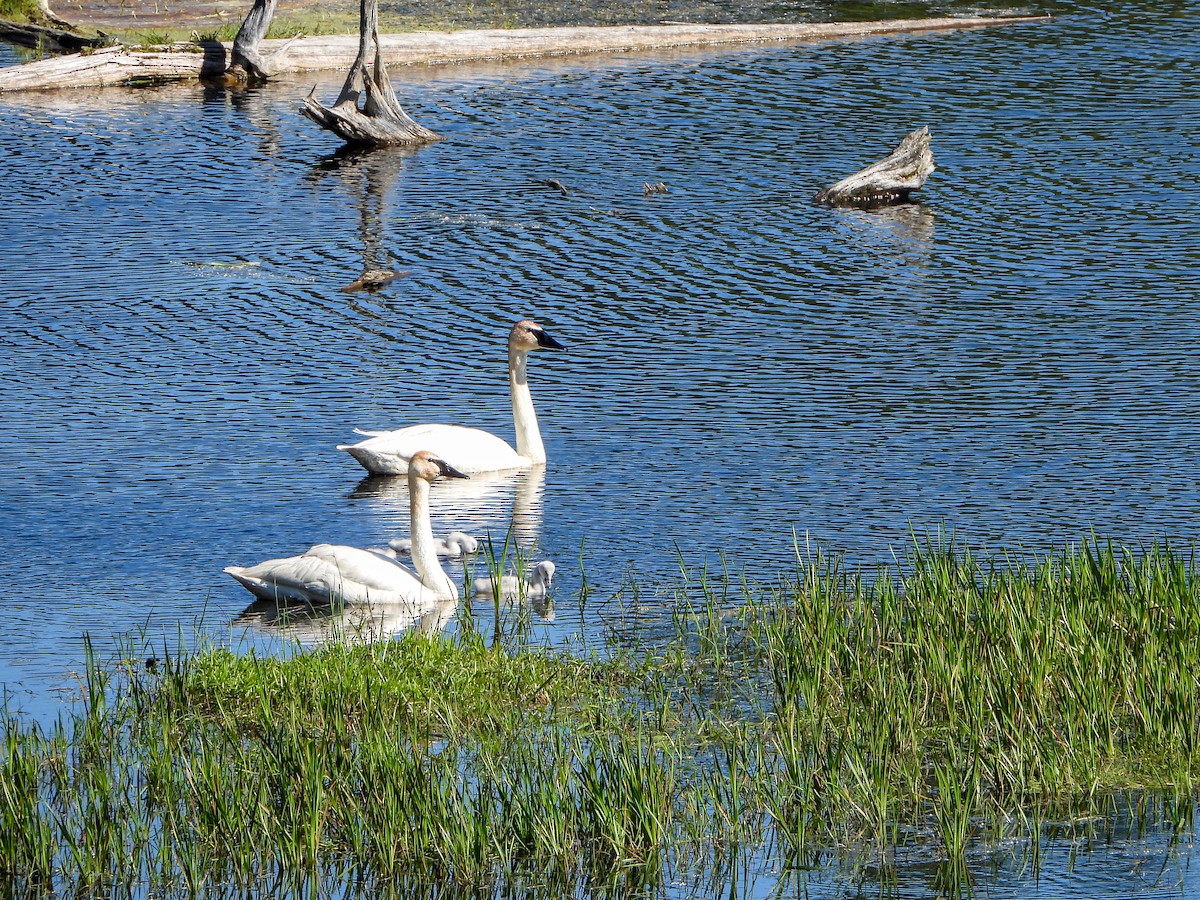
0, 11, 1199, 726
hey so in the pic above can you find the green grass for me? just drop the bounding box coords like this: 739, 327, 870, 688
103, 11, 469, 50
0, 0, 38, 23
1, 537, 1197, 896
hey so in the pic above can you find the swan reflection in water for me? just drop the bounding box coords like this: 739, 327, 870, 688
234, 594, 459, 646
349, 464, 545, 551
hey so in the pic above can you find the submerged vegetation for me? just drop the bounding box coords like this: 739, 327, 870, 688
1, 538, 1198, 896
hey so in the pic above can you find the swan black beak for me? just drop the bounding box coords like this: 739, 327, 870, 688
438, 461, 470, 480
536, 329, 566, 351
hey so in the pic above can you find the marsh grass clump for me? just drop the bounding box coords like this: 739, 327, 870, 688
1, 537, 1198, 895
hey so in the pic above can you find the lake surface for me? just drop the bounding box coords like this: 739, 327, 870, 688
2, 0, 1199, 702
2, 1, 1199, 895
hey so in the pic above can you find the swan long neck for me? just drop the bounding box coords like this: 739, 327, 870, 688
407, 473, 458, 599
509, 346, 546, 464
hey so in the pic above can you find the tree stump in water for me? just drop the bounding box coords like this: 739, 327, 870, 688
813, 127, 935, 207
300, 0, 440, 146
226, 0, 276, 84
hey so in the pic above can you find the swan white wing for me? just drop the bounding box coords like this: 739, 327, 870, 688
226, 544, 443, 605
301, 544, 427, 596
225, 555, 334, 605
339, 424, 529, 475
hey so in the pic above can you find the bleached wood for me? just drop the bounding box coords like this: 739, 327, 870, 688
0, 44, 228, 91
813, 126, 936, 207
300, 0, 440, 145
0, 16, 1048, 93
228, 0, 277, 82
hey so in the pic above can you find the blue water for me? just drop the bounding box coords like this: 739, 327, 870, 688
2, 4, 1199, 707
2, 3, 1199, 895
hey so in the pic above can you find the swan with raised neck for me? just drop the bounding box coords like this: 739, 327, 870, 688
338, 319, 566, 475
225, 451, 469, 605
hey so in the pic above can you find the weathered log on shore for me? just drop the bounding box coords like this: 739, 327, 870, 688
0, 43, 228, 90
813, 127, 935, 207
0, 18, 104, 52
0, 16, 1048, 93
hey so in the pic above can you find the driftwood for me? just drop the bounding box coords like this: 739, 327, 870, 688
0, 43, 228, 90
814, 126, 935, 207
226, 0, 276, 83
0, 17, 1048, 94
301, 0, 439, 146
0, 18, 103, 52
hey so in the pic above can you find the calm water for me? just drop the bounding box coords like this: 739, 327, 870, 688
2, 3, 1198, 697
2, 2, 1199, 895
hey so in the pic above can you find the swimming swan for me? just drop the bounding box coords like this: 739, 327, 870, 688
389, 531, 479, 558
472, 560, 556, 601
225, 451, 469, 605
338, 319, 566, 475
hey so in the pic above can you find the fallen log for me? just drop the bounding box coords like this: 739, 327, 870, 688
0, 18, 104, 52
0, 42, 228, 90
0, 16, 1049, 93
813, 126, 935, 207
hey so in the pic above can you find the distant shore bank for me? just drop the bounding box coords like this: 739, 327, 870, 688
0, 14, 1048, 92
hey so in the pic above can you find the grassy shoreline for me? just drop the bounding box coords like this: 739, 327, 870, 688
2, 537, 1197, 895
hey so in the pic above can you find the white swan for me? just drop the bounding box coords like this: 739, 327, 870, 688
472, 560, 556, 601
389, 531, 479, 558
338, 319, 566, 475
225, 451, 468, 605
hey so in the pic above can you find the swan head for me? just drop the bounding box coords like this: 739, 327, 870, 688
531, 560, 556, 587
510, 319, 566, 353
446, 531, 480, 555
408, 451, 470, 483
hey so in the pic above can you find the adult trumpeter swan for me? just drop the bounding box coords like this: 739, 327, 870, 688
225, 451, 469, 605
472, 560, 555, 601
338, 319, 566, 475
389, 531, 479, 558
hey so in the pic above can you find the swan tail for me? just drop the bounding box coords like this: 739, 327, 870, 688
338, 442, 411, 476
225, 566, 320, 604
